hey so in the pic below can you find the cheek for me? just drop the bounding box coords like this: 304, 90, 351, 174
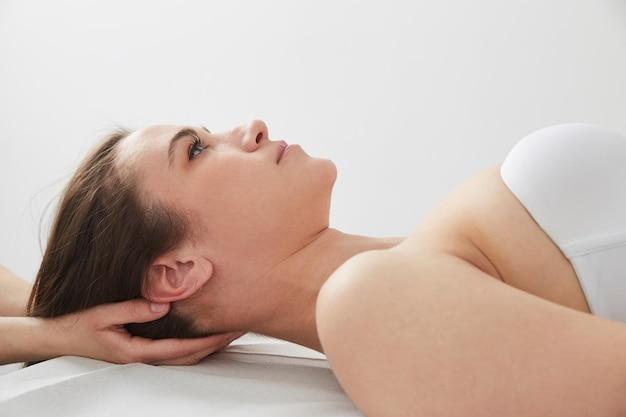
200, 159, 318, 220
199, 165, 272, 208
232, 170, 293, 219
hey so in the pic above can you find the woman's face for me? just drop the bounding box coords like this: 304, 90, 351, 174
116, 120, 337, 266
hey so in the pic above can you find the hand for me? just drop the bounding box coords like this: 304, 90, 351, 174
46, 298, 245, 366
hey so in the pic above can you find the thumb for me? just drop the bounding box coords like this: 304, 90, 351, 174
149, 301, 170, 314
96, 298, 171, 326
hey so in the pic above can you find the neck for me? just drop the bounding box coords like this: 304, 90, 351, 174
250, 227, 404, 353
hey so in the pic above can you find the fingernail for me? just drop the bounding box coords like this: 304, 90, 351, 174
150, 302, 168, 312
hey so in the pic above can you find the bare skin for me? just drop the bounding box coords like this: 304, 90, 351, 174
115, 120, 626, 415
316, 249, 626, 417
397, 163, 591, 315
116, 120, 594, 353
115, 120, 408, 351
226, 162, 594, 353
0, 265, 242, 365
315, 165, 626, 416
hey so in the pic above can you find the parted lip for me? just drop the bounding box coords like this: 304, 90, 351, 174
276, 141, 288, 163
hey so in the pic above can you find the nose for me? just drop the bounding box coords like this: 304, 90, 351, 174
242, 119, 269, 148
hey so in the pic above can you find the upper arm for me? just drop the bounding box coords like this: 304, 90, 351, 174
316, 249, 403, 351
316, 251, 626, 417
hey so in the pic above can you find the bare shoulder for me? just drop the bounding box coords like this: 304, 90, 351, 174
316, 164, 508, 321
394, 162, 590, 313
315, 245, 626, 417
391, 164, 508, 281
316, 249, 421, 319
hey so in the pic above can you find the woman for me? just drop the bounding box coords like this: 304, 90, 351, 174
23, 120, 626, 415
0, 264, 243, 366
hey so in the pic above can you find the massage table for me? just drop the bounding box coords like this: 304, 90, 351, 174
0, 333, 363, 416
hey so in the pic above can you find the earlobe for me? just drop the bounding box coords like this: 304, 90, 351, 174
142, 253, 213, 303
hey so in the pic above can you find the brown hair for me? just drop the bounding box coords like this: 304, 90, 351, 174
25, 128, 211, 366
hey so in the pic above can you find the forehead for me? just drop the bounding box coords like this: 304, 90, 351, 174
116, 124, 180, 167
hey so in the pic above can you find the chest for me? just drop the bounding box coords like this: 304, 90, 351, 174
395, 164, 591, 314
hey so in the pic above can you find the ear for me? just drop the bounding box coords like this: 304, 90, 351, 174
142, 246, 214, 304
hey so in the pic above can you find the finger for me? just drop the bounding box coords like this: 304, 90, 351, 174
153, 332, 243, 366
140, 334, 232, 364
223, 331, 246, 342
92, 298, 170, 327
130, 332, 236, 363
151, 344, 217, 366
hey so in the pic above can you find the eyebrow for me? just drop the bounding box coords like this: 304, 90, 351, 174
167, 126, 211, 167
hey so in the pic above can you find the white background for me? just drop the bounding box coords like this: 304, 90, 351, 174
1, 0, 625, 281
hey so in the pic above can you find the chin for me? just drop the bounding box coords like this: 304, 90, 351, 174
315, 158, 338, 186
326, 160, 338, 187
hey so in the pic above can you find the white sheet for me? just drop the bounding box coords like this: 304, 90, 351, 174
0, 334, 363, 416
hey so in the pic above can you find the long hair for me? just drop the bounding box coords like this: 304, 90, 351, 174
25, 129, 210, 366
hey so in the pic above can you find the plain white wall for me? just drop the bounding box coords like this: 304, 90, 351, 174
1, 0, 625, 281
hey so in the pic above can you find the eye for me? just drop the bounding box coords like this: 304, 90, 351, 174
187, 137, 207, 161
